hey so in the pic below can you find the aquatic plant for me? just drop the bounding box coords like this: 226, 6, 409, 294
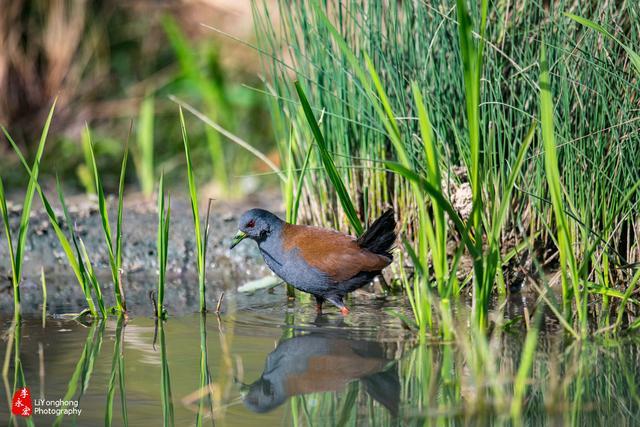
6, 109, 110, 319
254, 0, 640, 334
0, 101, 55, 315
156, 172, 171, 319
164, 15, 231, 193
84, 125, 129, 314
180, 108, 212, 313
133, 96, 156, 198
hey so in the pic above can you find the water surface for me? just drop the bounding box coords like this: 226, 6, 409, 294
1, 287, 639, 426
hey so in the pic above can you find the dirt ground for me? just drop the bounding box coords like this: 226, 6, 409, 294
0, 191, 283, 313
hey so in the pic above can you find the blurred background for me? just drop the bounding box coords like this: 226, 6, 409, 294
0, 0, 277, 197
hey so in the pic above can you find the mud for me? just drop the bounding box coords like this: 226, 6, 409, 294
0, 192, 282, 313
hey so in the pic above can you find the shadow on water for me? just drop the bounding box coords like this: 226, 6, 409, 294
241, 315, 402, 417
1, 286, 640, 426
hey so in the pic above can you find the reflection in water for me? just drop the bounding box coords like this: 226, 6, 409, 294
105, 315, 127, 426
53, 319, 105, 427
2, 289, 640, 426
242, 323, 401, 416
157, 320, 175, 427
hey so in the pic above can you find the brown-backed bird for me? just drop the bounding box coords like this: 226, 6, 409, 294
230, 208, 396, 315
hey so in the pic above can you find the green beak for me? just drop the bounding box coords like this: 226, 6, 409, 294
230, 230, 247, 249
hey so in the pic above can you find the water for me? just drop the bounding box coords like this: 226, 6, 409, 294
1, 286, 639, 426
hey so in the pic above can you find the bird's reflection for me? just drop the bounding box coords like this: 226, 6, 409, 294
242, 319, 400, 415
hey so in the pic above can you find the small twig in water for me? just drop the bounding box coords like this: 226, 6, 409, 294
152, 319, 158, 352
215, 292, 225, 314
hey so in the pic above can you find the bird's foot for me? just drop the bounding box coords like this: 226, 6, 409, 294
340, 306, 350, 316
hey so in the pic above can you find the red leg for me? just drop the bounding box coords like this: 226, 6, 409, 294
327, 296, 350, 316
314, 296, 324, 315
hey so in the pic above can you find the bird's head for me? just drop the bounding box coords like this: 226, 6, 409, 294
230, 208, 282, 249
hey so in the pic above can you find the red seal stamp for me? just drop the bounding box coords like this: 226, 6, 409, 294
11, 387, 32, 417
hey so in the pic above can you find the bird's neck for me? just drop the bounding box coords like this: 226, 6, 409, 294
258, 222, 286, 270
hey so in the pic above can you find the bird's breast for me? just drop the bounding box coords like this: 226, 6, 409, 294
258, 242, 330, 294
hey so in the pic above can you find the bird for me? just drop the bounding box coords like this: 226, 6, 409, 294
230, 208, 396, 315
241, 327, 400, 414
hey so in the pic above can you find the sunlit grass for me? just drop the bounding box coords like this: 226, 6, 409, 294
180, 108, 212, 313
85, 124, 129, 314
0, 100, 55, 315
156, 171, 171, 319
133, 96, 155, 197
255, 0, 640, 335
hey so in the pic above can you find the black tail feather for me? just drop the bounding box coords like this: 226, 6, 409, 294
357, 209, 396, 259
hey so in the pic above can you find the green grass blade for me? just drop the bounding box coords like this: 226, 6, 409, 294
115, 127, 130, 312
0, 177, 17, 286
56, 178, 104, 317
136, 96, 155, 197
540, 43, 583, 332
294, 81, 363, 235
565, 13, 640, 76
14, 99, 56, 284
7, 132, 99, 316
385, 161, 479, 259
156, 172, 170, 318
180, 108, 206, 312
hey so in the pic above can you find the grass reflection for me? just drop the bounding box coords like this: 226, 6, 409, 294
105, 315, 128, 426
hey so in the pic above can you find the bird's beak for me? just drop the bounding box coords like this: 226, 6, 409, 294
230, 230, 247, 249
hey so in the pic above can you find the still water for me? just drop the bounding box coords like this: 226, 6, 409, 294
1, 286, 639, 426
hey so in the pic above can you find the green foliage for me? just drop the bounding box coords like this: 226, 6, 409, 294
133, 96, 155, 197
156, 172, 171, 319
256, 0, 640, 334
0, 100, 55, 314
163, 15, 229, 192
180, 108, 211, 312
294, 81, 363, 235
85, 125, 129, 313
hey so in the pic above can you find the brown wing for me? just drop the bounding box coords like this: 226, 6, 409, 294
282, 223, 391, 282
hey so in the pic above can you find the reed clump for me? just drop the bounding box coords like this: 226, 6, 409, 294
254, 0, 640, 336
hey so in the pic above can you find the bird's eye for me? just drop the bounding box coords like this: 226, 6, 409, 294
246, 219, 256, 228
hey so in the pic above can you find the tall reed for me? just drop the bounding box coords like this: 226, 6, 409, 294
0, 100, 55, 315
164, 15, 231, 192
255, 0, 640, 333
133, 96, 155, 197
85, 125, 129, 314
180, 108, 212, 313
156, 172, 171, 319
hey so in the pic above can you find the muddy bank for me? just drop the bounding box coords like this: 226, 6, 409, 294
0, 192, 282, 313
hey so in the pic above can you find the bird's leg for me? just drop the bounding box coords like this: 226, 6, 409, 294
327, 296, 350, 316
314, 295, 325, 314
